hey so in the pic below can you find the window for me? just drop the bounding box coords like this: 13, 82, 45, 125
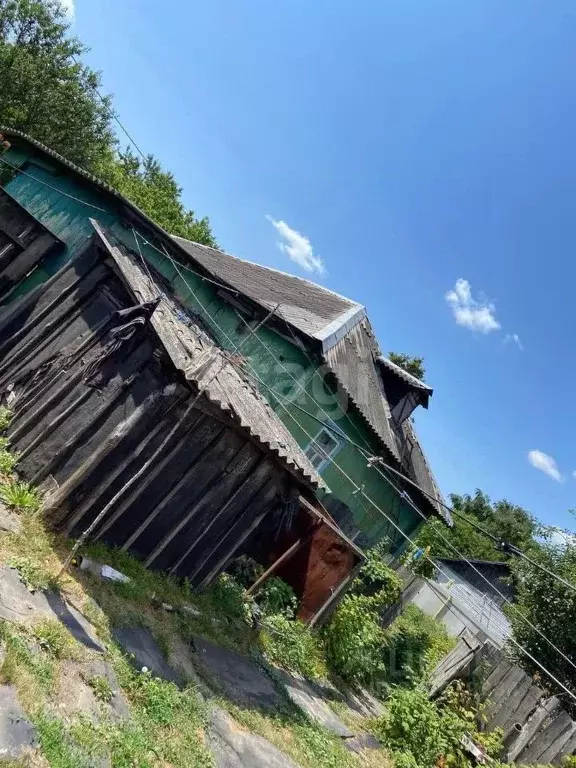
304, 424, 344, 472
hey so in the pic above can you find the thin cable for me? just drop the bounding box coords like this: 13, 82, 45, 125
5, 155, 572, 596
72, 56, 148, 163
383, 471, 576, 678
0, 156, 108, 213
132, 227, 158, 295
508, 546, 576, 595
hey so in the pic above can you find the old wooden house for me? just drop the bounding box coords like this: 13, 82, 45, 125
0, 128, 448, 594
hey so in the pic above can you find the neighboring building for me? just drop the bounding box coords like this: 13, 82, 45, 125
397, 560, 513, 647
0, 128, 448, 562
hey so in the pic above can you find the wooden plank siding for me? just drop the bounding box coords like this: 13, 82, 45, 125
0, 242, 305, 586
0, 189, 60, 300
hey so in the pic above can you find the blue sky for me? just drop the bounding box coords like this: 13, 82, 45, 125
72, 0, 576, 532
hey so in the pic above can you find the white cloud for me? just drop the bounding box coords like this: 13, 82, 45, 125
59, 0, 75, 18
528, 450, 562, 482
504, 333, 524, 351
572, 470, 576, 480
445, 278, 500, 333
266, 216, 325, 275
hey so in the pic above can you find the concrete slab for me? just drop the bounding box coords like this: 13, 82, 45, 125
0, 503, 21, 534
83, 659, 131, 723
193, 636, 283, 711
113, 625, 183, 686
209, 707, 298, 768
0, 566, 104, 652
275, 669, 354, 738
0, 685, 38, 759
344, 733, 382, 753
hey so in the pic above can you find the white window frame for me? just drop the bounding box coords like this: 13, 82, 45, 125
304, 421, 345, 473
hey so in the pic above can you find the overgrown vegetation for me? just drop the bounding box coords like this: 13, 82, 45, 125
372, 681, 503, 768
0, 0, 215, 245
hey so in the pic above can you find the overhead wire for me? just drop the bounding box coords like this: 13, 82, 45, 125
0, 156, 108, 213
137, 230, 576, 591
4, 158, 575, 693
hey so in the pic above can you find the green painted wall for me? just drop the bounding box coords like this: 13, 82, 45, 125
1, 147, 422, 552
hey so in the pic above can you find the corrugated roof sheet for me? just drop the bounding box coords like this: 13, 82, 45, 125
173, 235, 363, 340
324, 318, 400, 462
377, 355, 433, 408
92, 222, 325, 492
401, 419, 450, 524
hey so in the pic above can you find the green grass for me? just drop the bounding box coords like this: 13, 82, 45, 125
85, 673, 113, 703
32, 619, 82, 660
0, 481, 40, 513
7, 556, 55, 592
222, 700, 393, 768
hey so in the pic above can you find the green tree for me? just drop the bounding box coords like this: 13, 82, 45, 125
416, 490, 539, 563
0, 0, 216, 244
95, 149, 216, 245
388, 352, 426, 381
508, 537, 576, 709
0, 0, 114, 168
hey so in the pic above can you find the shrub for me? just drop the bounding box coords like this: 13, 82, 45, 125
226, 555, 264, 588
0, 448, 18, 475
372, 681, 503, 768
0, 481, 41, 512
323, 593, 387, 687
0, 406, 12, 432
259, 613, 328, 680
383, 605, 456, 684
353, 547, 403, 606
323, 552, 403, 688
209, 572, 254, 623
258, 576, 298, 618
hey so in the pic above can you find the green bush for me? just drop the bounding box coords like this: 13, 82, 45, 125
353, 547, 403, 606
226, 555, 264, 588
259, 613, 328, 680
383, 605, 456, 684
0, 406, 12, 432
258, 576, 298, 618
0, 448, 18, 475
322, 552, 403, 688
209, 573, 254, 623
372, 681, 503, 768
323, 593, 387, 687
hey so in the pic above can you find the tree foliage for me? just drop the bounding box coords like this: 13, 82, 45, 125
507, 538, 576, 709
416, 489, 538, 563
0, 0, 114, 168
94, 149, 216, 245
0, 0, 215, 244
388, 351, 426, 381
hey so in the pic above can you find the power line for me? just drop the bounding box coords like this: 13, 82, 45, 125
3, 159, 575, 603
72, 56, 148, 163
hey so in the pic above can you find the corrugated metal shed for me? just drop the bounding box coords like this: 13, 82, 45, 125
94, 222, 325, 491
